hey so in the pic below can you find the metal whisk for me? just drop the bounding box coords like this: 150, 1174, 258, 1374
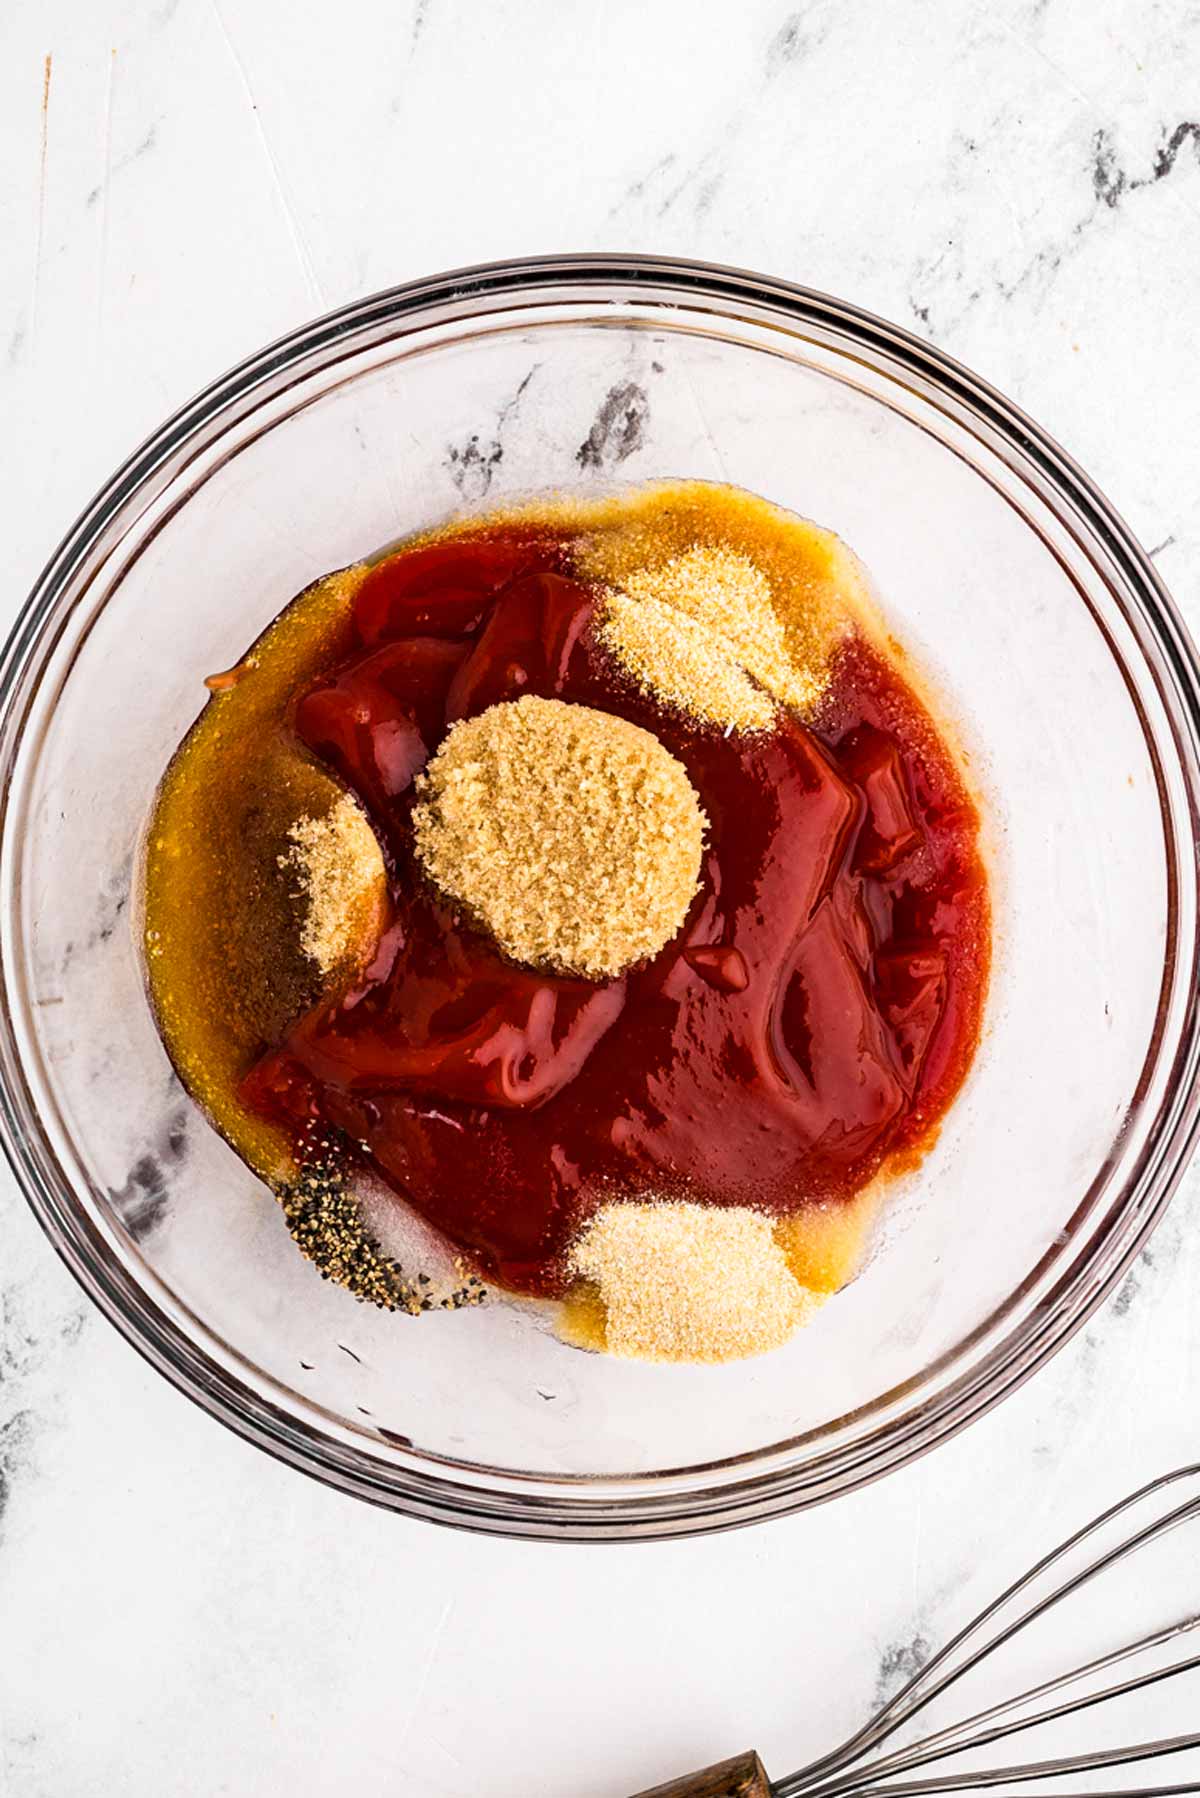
633, 1465, 1200, 1798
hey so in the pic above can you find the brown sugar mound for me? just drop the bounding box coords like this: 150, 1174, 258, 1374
411, 695, 706, 979
279, 795, 387, 978
569, 1202, 816, 1363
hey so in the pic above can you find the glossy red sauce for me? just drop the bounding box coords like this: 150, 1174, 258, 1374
242, 532, 989, 1295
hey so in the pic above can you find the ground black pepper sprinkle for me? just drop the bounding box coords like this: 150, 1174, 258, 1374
274, 1158, 487, 1315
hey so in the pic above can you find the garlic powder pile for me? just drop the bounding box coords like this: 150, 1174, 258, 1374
598, 587, 777, 733
569, 1201, 816, 1363
611, 544, 827, 716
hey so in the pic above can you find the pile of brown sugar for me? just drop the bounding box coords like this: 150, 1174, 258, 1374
279, 795, 387, 979
411, 694, 706, 979
569, 1200, 817, 1363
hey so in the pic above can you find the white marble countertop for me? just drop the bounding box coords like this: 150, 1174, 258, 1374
3, 2, 1200, 1792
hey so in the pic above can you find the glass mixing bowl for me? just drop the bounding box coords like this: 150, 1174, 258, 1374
2, 256, 1198, 1540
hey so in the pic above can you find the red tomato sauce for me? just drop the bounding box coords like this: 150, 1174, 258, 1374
242, 532, 989, 1296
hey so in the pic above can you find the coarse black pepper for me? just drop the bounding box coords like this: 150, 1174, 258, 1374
274, 1157, 487, 1315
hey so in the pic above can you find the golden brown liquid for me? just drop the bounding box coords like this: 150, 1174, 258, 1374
143, 565, 373, 1179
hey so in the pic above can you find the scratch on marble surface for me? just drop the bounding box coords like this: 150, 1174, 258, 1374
607, 152, 677, 221
86, 120, 159, 210
93, 49, 115, 347
394, 1593, 458, 1754
611, 139, 731, 222
411, 0, 431, 48
425, 1728, 466, 1772
984, 9, 1098, 111
675, 347, 733, 484
206, 0, 324, 306
30, 52, 52, 353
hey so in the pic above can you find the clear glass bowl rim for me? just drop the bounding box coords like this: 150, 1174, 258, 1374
3, 252, 1200, 1542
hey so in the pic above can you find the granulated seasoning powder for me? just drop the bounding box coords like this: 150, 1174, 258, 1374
569, 1201, 815, 1363
597, 587, 777, 732
279, 795, 386, 977
610, 544, 830, 718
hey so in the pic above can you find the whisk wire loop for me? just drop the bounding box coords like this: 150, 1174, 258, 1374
774, 1466, 1200, 1798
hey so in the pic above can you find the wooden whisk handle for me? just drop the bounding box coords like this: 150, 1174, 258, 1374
629, 1749, 771, 1797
